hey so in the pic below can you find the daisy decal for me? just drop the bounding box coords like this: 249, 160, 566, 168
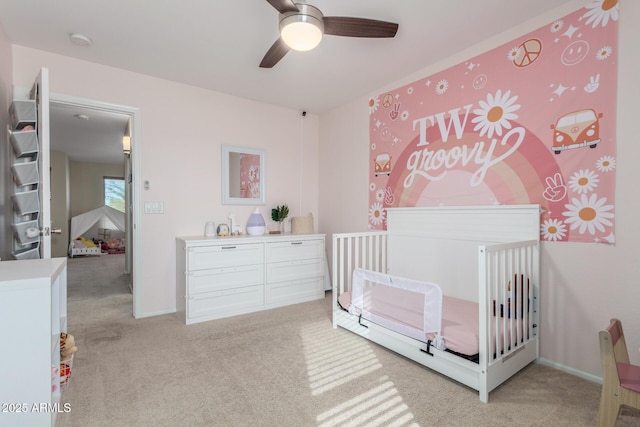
596, 155, 616, 172
550, 20, 564, 33
568, 169, 600, 194
540, 218, 567, 241
369, 202, 386, 226
472, 89, 521, 138
581, 0, 619, 28
407, 87, 414, 95
507, 47, 522, 62
563, 193, 614, 235
400, 110, 410, 121
368, 96, 380, 115
596, 46, 612, 60
375, 188, 385, 202
435, 79, 449, 95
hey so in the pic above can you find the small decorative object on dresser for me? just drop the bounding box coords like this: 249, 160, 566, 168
292, 213, 314, 234
246, 208, 266, 235
204, 221, 216, 237
216, 223, 229, 237
270, 204, 289, 234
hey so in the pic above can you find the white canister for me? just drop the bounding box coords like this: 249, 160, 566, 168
204, 221, 216, 237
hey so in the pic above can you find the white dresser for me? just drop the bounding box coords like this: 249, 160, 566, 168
176, 234, 325, 325
0, 257, 68, 426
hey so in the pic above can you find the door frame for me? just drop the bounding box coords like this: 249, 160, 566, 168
51, 92, 143, 319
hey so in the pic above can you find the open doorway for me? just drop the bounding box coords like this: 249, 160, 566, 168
49, 93, 142, 318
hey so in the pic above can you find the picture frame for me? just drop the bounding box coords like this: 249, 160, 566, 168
221, 144, 266, 205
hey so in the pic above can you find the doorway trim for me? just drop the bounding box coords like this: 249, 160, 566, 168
51, 92, 143, 318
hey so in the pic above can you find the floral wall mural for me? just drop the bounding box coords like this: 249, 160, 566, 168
368, 1, 618, 244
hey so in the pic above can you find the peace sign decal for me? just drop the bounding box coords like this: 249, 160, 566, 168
513, 39, 542, 68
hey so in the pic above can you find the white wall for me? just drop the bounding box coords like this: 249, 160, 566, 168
319, 0, 640, 380
12, 47, 320, 316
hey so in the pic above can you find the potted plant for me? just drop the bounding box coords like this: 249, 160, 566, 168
271, 204, 289, 234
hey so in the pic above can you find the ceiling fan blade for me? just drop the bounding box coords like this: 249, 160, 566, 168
265, 0, 299, 14
259, 38, 290, 68
323, 17, 398, 38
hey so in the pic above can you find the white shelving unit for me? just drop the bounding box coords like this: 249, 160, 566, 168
8, 99, 42, 260
0, 257, 68, 426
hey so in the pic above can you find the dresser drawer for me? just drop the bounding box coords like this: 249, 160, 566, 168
187, 243, 263, 270
266, 277, 324, 308
266, 239, 324, 263
186, 265, 263, 295
187, 285, 264, 321
266, 258, 324, 283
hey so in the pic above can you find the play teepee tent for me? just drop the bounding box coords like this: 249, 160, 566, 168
70, 205, 125, 240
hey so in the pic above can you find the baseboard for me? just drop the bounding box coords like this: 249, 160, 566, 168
537, 357, 602, 384
134, 308, 176, 319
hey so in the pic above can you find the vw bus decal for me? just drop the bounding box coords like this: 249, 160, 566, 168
374, 152, 392, 177
550, 109, 603, 154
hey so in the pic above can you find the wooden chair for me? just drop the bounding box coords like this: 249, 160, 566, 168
597, 318, 640, 427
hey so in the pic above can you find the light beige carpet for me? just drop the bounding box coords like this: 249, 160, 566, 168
56, 255, 640, 427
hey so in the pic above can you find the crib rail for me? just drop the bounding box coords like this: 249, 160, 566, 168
332, 232, 388, 324
479, 240, 539, 366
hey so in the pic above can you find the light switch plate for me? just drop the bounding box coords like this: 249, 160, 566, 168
144, 202, 164, 214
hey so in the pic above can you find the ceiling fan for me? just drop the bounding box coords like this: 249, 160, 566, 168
260, 0, 399, 68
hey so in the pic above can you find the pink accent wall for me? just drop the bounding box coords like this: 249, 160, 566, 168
11, 47, 319, 316
320, 0, 640, 380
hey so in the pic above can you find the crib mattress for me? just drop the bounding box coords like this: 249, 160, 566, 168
338, 291, 479, 357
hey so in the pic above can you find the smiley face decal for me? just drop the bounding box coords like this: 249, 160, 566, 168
561, 40, 590, 66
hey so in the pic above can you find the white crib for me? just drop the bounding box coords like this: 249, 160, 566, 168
332, 205, 540, 402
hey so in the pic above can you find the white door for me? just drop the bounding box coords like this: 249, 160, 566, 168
31, 68, 52, 258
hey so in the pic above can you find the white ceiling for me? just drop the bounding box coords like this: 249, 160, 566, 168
1, 0, 568, 164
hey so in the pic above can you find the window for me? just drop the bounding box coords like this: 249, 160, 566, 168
104, 177, 125, 212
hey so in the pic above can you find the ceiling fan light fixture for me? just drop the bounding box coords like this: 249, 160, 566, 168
279, 4, 324, 52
